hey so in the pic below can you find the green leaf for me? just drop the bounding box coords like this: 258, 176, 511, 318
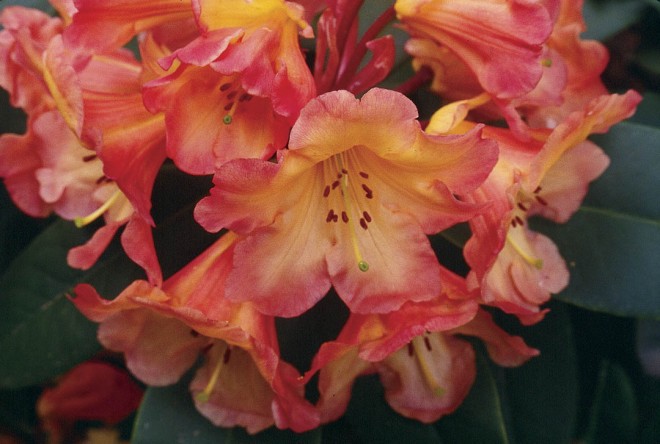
0, 220, 143, 388
0, 0, 55, 14
533, 122, 660, 317
583, 361, 638, 443
583, 0, 645, 41
132, 373, 321, 444
345, 375, 443, 444
435, 349, 512, 444
498, 303, 578, 444
628, 92, 660, 128
438, 303, 578, 444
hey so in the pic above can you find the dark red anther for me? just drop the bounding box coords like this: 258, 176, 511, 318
365, 192, 373, 199
223, 347, 232, 364
95, 175, 107, 184
535, 195, 548, 206
534, 186, 542, 194
224, 102, 234, 111
239, 93, 251, 102
219, 82, 232, 91
424, 336, 432, 351
333, 214, 339, 223
226, 91, 238, 100
82, 154, 97, 162
362, 184, 373, 196
332, 180, 340, 189
359, 171, 369, 179
341, 211, 349, 223
517, 202, 528, 212
326, 210, 335, 222
360, 218, 368, 230
407, 343, 414, 356
511, 219, 518, 228
342, 168, 348, 174
515, 216, 525, 226
323, 185, 330, 197
363, 211, 372, 222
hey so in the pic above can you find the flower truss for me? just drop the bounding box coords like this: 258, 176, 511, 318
0, 0, 643, 437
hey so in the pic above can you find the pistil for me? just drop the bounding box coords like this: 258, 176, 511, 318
74, 189, 123, 228
411, 335, 446, 397
196, 343, 231, 403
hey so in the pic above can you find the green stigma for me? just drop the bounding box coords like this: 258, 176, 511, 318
541, 58, 552, 67
223, 115, 232, 125
358, 261, 369, 272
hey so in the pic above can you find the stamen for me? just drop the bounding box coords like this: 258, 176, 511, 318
361, 184, 373, 197
541, 58, 552, 67
196, 344, 229, 403
341, 211, 349, 223
74, 189, 122, 228
411, 336, 446, 397
359, 218, 368, 230
219, 83, 232, 91
333, 154, 370, 272
534, 186, 542, 194
506, 233, 543, 269
359, 171, 369, 179
82, 154, 97, 162
363, 211, 372, 223
326, 209, 335, 222
535, 195, 548, 206
517, 202, 528, 212
323, 185, 330, 197
515, 216, 525, 226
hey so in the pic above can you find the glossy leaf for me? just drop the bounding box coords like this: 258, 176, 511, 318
132, 373, 321, 444
437, 303, 577, 444
0, 221, 144, 388
583, 361, 638, 443
533, 122, 660, 317
497, 303, 578, 444
582, 0, 644, 41
345, 375, 443, 444
435, 349, 512, 444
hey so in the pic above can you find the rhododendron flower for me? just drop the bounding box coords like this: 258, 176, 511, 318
0, 6, 164, 282
156, 0, 316, 119
306, 268, 538, 423
428, 90, 642, 323
195, 88, 497, 317
395, 0, 556, 99
71, 233, 319, 433
64, 0, 194, 53
37, 361, 143, 443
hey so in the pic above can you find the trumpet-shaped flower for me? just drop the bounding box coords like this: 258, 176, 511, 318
0, 8, 164, 282
306, 267, 538, 424
154, 0, 316, 122
71, 233, 319, 433
195, 88, 497, 317
395, 0, 555, 99
427, 91, 641, 323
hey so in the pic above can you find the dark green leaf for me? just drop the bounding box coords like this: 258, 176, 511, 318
345, 375, 443, 444
629, 92, 660, 128
498, 303, 578, 444
0, 0, 55, 14
583, 361, 638, 443
583, 0, 645, 41
0, 220, 143, 388
132, 373, 321, 444
436, 349, 512, 444
438, 303, 578, 444
533, 122, 660, 317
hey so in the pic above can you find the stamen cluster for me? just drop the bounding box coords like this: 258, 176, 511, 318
0, 0, 641, 435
